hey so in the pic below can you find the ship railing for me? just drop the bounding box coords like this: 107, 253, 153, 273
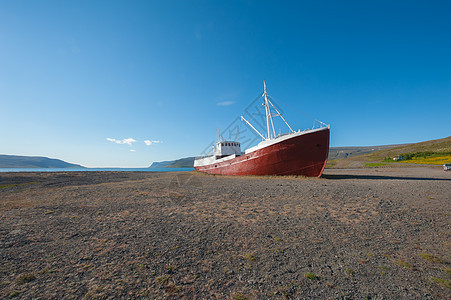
275, 132, 291, 138
274, 122, 329, 139
298, 121, 330, 133
195, 154, 214, 160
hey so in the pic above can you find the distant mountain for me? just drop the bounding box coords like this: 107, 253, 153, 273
149, 157, 195, 168
328, 144, 407, 160
0, 155, 85, 168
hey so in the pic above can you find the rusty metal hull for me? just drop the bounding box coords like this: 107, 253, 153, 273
194, 127, 330, 177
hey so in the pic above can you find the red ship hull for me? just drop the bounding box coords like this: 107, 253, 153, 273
194, 127, 330, 177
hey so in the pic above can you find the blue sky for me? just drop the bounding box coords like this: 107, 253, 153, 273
1, 1, 450, 167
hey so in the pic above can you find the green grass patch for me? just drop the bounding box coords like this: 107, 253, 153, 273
345, 268, 355, 275
41, 268, 55, 274
304, 272, 318, 280
8, 291, 20, 298
234, 293, 248, 300
166, 265, 175, 273
155, 275, 170, 284
0, 182, 39, 190
419, 253, 445, 264
395, 259, 412, 269
378, 265, 389, 275
0, 184, 16, 189
243, 253, 256, 261
431, 277, 451, 289
16, 273, 36, 284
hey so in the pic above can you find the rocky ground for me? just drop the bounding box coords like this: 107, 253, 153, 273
0, 168, 450, 299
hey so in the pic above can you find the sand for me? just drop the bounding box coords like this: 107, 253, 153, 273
1, 167, 450, 298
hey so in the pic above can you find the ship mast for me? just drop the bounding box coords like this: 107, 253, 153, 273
241, 81, 295, 141
263, 81, 274, 140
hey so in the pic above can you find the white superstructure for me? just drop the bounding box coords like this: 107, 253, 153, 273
214, 140, 241, 157
194, 140, 241, 167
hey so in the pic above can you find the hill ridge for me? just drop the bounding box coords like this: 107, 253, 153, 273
0, 154, 85, 169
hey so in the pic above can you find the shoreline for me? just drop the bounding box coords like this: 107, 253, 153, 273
0, 167, 194, 173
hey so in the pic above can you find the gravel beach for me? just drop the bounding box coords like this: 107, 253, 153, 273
1, 168, 450, 299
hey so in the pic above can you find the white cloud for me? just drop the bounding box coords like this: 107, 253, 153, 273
106, 137, 136, 146
216, 101, 235, 106
130, 149, 136, 152
215, 91, 239, 106
144, 140, 162, 146
122, 138, 136, 145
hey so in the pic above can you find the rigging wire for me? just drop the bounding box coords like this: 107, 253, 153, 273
267, 95, 328, 127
